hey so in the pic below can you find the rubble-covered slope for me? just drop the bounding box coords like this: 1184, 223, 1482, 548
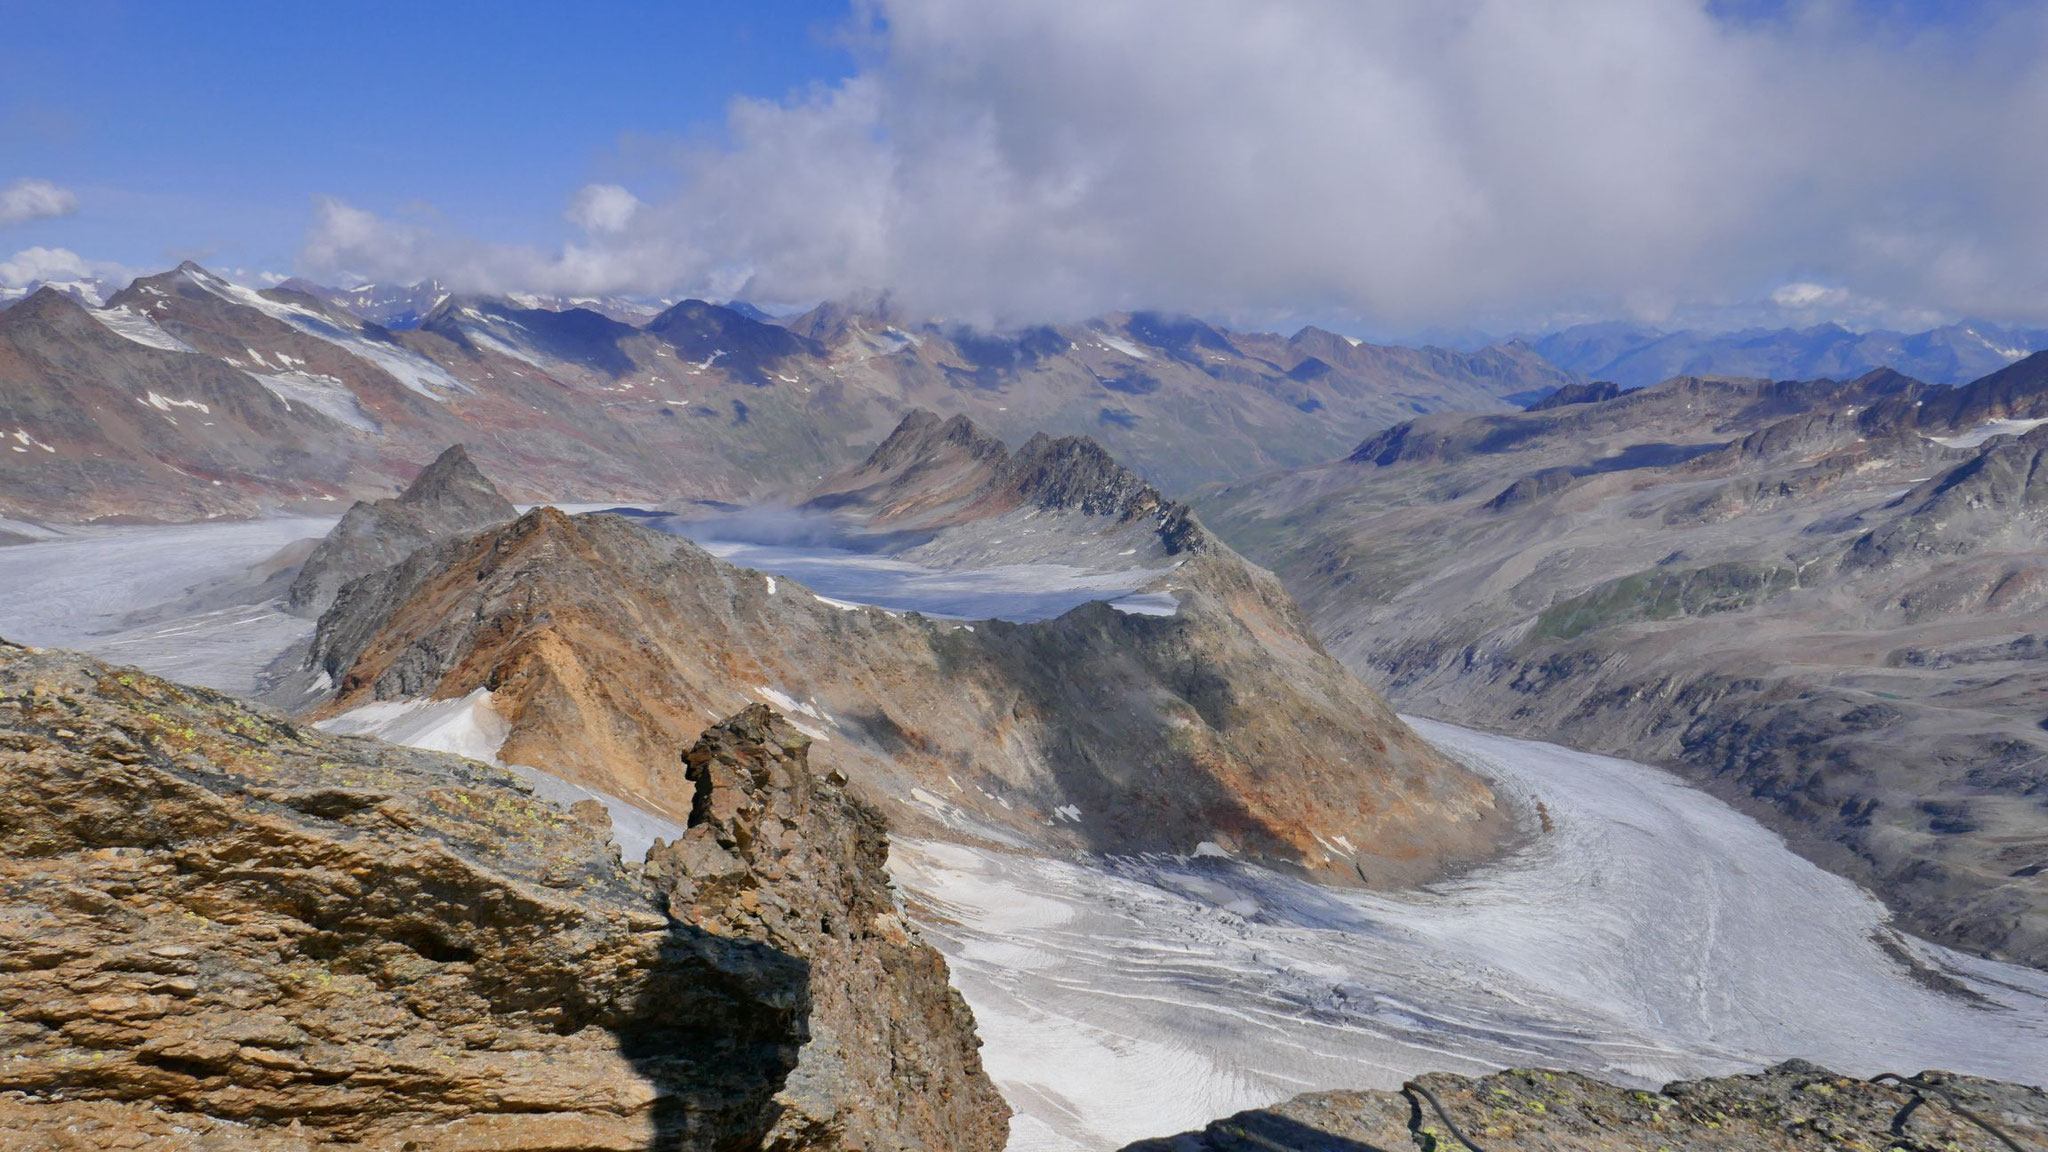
1202, 368, 2048, 966
1126, 1061, 2048, 1152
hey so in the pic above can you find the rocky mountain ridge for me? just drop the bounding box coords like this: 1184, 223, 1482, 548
1203, 363, 2048, 967
0, 263, 1574, 524
1527, 317, 2048, 389
285, 443, 517, 615
298, 500, 1505, 888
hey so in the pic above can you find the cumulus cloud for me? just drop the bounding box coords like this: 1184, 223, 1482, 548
566, 184, 643, 235
0, 246, 127, 288
300, 0, 2048, 330
0, 179, 79, 229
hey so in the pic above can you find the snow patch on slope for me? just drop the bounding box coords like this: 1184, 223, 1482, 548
317, 688, 686, 860
1927, 417, 2048, 449
180, 266, 469, 399
91, 305, 196, 353
245, 371, 380, 432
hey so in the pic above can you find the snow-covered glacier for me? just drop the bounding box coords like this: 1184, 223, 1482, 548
892, 718, 2048, 1150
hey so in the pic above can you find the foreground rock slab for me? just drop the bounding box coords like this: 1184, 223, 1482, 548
0, 638, 1001, 1150
1125, 1061, 2048, 1152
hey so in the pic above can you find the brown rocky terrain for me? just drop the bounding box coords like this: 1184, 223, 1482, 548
1201, 364, 2048, 966
300, 452, 1505, 885
0, 638, 1002, 1150
1125, 1061, 2048, 1152
285, 444, 517, 616
0, 264, 1573, 524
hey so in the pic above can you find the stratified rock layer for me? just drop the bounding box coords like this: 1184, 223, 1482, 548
0, 639, 1001, 1150
1126, 1061, 2048, 1152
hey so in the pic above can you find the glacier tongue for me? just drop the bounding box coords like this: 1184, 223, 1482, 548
893, 716, 2048, 1152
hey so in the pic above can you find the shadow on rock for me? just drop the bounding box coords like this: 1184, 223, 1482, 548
614, 926, 811, 1151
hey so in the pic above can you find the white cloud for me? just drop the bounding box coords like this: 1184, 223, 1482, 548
1771, 283, 1846, 311
0, 179, 80, 229
0, 246, 127, 288
299, 0, 2048, 329
565, 184, 642, 234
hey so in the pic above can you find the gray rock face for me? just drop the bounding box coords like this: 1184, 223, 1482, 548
1126, 1061, 2048, 1152
285, 443, 515, 615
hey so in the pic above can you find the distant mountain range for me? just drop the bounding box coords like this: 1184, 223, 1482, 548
0, 263, 1569, 523
1524, 318, 2048, 388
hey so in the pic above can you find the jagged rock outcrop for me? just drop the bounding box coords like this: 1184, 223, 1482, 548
285, 444, 516, 615
808, 409, 1193, 536
1525, 379, 1625, 410
1126, 1061, 2048, 1151
0, 638, 1001, 1150
643, 705, 1008, 1150
803, 410, 1209, 569
306, 504, 1503, 888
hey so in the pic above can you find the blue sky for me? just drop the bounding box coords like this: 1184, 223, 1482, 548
0, 1, 859, 270
4, 1, 2045, 334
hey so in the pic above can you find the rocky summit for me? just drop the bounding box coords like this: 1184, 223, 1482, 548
285, 443, 518, 615
0, 638, 1000, 1151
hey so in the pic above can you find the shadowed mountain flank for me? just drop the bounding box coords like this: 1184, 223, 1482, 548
285, 443, 517, 615
0, 638, 1001, 1150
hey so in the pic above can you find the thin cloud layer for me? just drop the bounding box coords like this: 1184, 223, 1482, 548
299, 0, 2048, 330
0, 180, 79, 229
